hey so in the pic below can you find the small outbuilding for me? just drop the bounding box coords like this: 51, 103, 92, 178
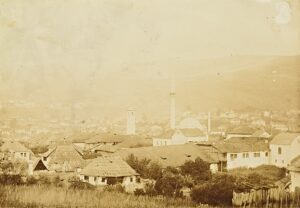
288, 155, 300, 192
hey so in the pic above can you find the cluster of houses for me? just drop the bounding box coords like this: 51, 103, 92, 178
0, 128, 300, 193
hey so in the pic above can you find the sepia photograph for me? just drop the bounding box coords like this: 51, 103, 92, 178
0, 0, 300, 207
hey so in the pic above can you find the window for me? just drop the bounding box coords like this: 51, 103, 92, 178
265, 152, 269, 157
102, 178, 106, 183
130, 177, 133, 182
230, 154, 237, 160
242, 153, 249, 158
43, 157, 47, 161
278, 147, 282, 155
254, 153, 260, 158
20, 153, 23, 156
84, 176, 89, 181
94, 177, 97, 182
23, 153, 26, 157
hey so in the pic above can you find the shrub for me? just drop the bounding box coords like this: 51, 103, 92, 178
0, 174, 24, 185
69, 180, 95, 190
180, 158, 212, 183
126, 154, 163, 180
191, 173, 237, 206
103, 184, 125, 193
155, 171, 184, 198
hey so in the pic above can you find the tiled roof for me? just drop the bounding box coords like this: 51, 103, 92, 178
114, 143, 222, 168
48, 145, 85, 172
80, 156, 138, 177
270, 132, 300, 145
212, 137, 269, 153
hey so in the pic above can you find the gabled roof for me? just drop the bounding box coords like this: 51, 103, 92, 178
114, 143, 222, 168
288, 155, 300, 172
0, 141, 33, 153
48, 145, 85, 172
270, 132, 300, 145
80, 156, 138, 177
212, 137, 269, 153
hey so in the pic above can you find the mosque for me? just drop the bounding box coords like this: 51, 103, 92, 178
153, 80, 209, 146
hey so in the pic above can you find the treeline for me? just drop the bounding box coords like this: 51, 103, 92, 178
126, 154, 287, 206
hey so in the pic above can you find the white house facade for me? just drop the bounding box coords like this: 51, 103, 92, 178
270, 133, 300, 167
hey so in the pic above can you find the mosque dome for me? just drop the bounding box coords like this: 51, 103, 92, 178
178, 117, 205, 130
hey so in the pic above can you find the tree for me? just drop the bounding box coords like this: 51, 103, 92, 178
126, 154, 162, 180
155, 170, 185, 198
180, 157, 212, 183
191, 173, 237, 206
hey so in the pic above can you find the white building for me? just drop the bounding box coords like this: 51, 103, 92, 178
288, 155, 300, 192
270, 133, 300, 167
213, 137, 270, 170
0, 141, 34, 162
153, 128, 208, 146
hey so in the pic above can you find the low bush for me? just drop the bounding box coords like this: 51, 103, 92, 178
68, 180, 95, 190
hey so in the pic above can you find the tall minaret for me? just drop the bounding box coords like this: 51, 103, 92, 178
126, 109, 136, 135
170, 79, 176, 129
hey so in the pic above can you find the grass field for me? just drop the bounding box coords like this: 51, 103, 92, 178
0, 185, 203, 208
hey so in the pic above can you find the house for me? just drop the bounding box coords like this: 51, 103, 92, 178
115, 143, 222, 173
288, 155, 300, 192
225, 126, 257, 140
45, 145, 85, 173
79, 156, 139, 187
153, 128, 208, 146
212, 137, 270, 170
0, 141, 34, 162
270, 133, 300, 167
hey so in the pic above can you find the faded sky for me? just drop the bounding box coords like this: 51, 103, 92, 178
0, 0, 299, 73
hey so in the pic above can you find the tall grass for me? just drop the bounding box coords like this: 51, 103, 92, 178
0, 185, 201, 208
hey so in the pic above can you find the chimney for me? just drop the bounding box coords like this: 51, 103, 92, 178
126, 109, 136, 135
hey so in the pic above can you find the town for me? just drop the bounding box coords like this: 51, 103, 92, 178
1, 0, 300, 207
0, 81, 300, 207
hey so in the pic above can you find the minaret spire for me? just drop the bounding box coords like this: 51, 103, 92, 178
170, 77, 176, 129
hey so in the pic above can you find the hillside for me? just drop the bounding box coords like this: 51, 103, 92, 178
0, 55, 299, 119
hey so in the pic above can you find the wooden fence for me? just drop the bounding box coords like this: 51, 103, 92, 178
232, 188, 300, 208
